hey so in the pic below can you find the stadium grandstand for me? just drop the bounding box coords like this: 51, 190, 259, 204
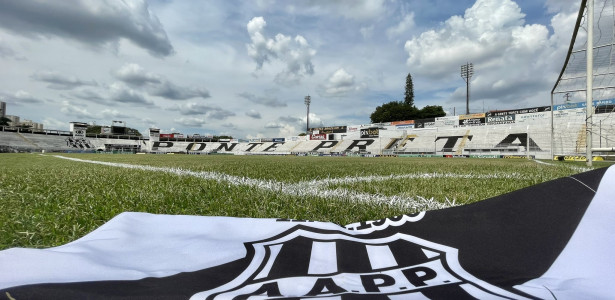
1, 101, 614, 160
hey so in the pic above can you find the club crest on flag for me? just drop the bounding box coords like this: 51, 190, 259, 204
191, 225, 528, 299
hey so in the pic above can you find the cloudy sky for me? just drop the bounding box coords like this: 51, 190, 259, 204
0, 0, 581, 138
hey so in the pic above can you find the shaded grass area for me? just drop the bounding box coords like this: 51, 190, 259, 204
0, 153, 606, 249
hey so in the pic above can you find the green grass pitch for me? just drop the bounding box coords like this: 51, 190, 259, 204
0, 153, 608, 250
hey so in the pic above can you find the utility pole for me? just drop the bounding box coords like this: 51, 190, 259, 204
586, 0, 594, 167
461, 63, 474, 115
304, 95, 311, 133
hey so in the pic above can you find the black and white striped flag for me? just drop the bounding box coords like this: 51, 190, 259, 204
1, 166, 614, 299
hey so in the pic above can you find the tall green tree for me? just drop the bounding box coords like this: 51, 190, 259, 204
404, 73, 414, 106
370, 101, 419, 123
418, 105, 446, 119
0, 117, 11, 126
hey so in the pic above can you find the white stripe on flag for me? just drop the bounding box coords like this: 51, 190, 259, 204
365, 245, 398, 270
459, 283, 510, 299
308, 242, 338, 275
254, 244, 283, 280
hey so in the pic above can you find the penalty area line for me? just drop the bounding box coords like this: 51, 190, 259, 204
49, 155, 459, 211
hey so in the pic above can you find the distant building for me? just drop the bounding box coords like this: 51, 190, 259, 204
0, 101, 6, 118
21, 119, 44, 130
6, 115, 19, 126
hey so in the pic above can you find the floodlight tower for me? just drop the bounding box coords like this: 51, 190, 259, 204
304, 95, 311, 133
461, 63, 474, 114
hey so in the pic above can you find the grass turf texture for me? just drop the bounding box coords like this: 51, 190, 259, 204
0, 153, 609, 250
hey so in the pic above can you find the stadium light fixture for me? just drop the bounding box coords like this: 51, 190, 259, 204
304, 95, 311, 133
461, 63, 474, 115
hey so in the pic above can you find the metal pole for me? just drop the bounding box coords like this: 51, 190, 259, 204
466, 68, 470, 114
550, 93, 554, 159
304, 95, 311, 134
586, 0, 594, 167
526, 125, 530, 159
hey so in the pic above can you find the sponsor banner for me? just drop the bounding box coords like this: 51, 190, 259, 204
310, 134, 327, 140
101, 127, 112, 134
458, 113, 486, 120
458, 117, 485, 126
595, 104, 615, 114
555, 99, 615, 111
260, 138, 273, 142
249, 138, 261, 143
175, 134, 185, 138
398, 154, 443, 157
486, 106, 551, 117
347, 126, 360, 132
272, 138, 285, 143
553, 155, 605, 162
503, 155, 533, 159
486, 114, 515, 125
390, 120, 414, 126
219, 139, 231, 142
516, 112, 549, 123
160, 134, 174, 138
309, 126, 347, 134
360, 127, 379, 138
396, 124, 415, 129
414, 118, 436, 129
470, 155, 501, 159
553, 108, 585, 118
2, 167, 615, 299
435, 116, 459, 127
554, 102, 585, 111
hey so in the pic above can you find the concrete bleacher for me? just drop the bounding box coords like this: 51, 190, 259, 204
2, 106, 614, 158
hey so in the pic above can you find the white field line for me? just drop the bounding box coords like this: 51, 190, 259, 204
533, 159, 593, 172
50, 155, 519, 211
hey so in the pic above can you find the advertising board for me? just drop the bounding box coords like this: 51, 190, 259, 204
435, 116, 459, 127
309, 126, 347, 134
160, 134, 174, 138
414, 118, 436, 128
272, 138, 285, 142
390, 120, 414, 126
310, 134, 327, 140
486, 106, 550, 117
458, 117, 485, 126
459, 113, 486, 120
486, 115, 515, 125
360, 127, 379, 138
515, 112, 549, 123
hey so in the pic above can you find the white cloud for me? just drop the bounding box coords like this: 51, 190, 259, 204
403, 0, 568, 107
1, 90, 45, 105
174, 117, 206, 127
60, 100, 94, 119
238, 92, 286, 107
171, 102, 235, 120
114, 63, 161, 86
42, 117, 68, 130
292, 0, 387, 21
386, 13, 415, 39
0, 0, 174, 57
109, 82, 153, 106
320, 68, 365, 97
101, 109, 130, 119
246, 109, 261, 119
31, 70, 97, 90
113, 63, 210, 100
246, 16, 316, 85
